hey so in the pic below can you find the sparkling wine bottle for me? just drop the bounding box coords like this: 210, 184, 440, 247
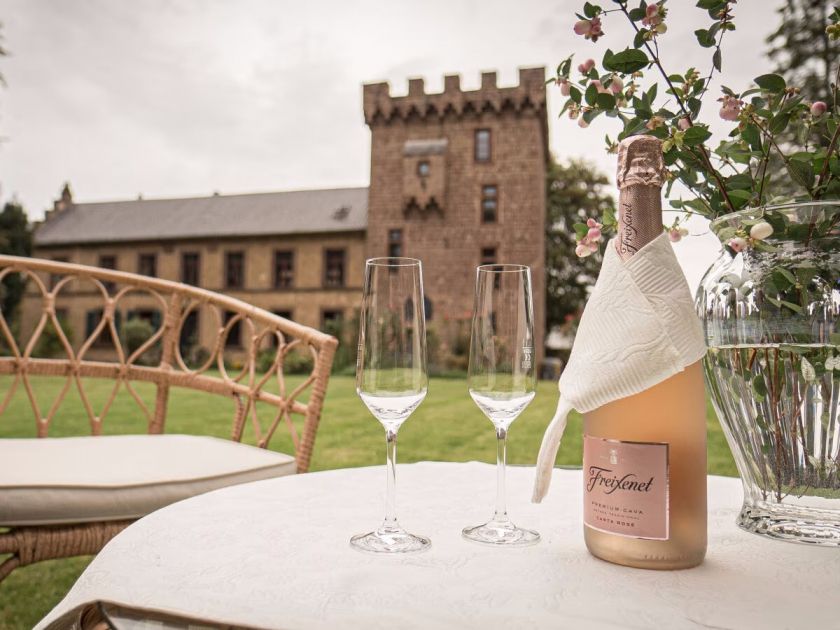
582, 136, 707, 570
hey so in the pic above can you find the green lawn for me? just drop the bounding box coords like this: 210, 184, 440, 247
0, 374, 736, 628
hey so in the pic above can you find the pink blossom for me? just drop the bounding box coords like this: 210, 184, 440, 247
587, 240, 599, 253
557, 78, 572, 96
642, 4, 662, 28
577, 58, 595, 74
575, 17, 603, 42
811, 101, 828, 116
719, 106, 739, 121
678, 117, 691, 131
575, 243, 593, 257
574, 19, 592, 35
587, 227, 602, 241
578, 116, 589, 128
728, 237, 747, 253
669, 228, 682, 243
610, 76, 624, 94
718, 94, 742, 121
586, 218, 601, 228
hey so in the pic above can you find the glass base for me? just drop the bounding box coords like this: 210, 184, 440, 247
462, 519, 540, 547
350, 526, 431, 554
738, 504, 840, 547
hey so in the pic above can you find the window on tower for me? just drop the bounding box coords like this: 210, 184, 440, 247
417, 161, 430, 177
481, 185, 498, 223
475, 129, 491, 162
388, 229, 403, 258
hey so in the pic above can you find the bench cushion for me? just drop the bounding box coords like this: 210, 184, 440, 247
0, 435, 297, 526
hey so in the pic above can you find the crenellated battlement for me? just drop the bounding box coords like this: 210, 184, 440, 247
363, 67, 546, 125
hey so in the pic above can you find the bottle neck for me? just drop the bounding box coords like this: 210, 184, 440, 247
615, 184, 664, 261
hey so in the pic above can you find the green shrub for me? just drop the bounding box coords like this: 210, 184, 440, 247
31, 316, 74, 358
121, 317, 160, 365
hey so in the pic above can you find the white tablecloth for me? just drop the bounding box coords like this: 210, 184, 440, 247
39, 462, 840, 629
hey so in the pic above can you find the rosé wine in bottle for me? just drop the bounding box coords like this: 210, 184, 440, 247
582, 136, 707, 570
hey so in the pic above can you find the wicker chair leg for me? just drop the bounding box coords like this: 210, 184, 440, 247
0, 521, 133, 584
0, 555, 20, 583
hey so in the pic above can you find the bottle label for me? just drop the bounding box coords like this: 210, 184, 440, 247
583, 436, 669, 540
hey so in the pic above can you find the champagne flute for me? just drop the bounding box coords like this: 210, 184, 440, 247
462, 264, 539, 546
351, 257, 431, 554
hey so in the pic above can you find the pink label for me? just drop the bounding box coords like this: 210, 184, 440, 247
583, 436, 669, 540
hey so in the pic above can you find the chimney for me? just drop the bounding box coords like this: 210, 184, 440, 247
53, 182, 73, 213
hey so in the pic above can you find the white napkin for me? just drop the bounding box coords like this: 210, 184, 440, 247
532, 232, 706, 502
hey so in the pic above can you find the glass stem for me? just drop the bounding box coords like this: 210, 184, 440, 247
383, 428, 399, 529
494, 426, 509, 523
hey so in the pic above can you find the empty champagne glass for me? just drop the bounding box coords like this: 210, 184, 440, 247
351, 257, 430, 554
462, 264, 539, 546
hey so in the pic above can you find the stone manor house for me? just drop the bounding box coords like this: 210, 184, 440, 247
25, 67, 548, 361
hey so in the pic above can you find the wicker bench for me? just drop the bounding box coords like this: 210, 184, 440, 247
0, 255, 338, 582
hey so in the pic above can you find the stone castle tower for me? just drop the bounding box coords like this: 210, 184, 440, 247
363, 67, 548, 360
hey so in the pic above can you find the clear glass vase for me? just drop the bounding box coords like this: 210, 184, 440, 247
698, 201, 840, 546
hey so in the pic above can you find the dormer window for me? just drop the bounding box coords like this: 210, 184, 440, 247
417, 161, 430, 177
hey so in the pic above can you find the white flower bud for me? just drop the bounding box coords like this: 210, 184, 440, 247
749, 221, 774, 241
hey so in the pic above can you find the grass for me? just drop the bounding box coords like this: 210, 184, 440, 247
0, 374, 736, 627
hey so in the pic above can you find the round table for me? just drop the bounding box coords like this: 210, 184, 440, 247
38, 462, 840, 629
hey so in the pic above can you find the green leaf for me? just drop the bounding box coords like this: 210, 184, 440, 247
754, 73, 786, 93
628, 6, 646, 20
569, 85, 582, 104
741, 124, 761, 151
573, 222, 589, 239
695, 28, 716, 48
786, 159, 815, 190
772, 268, 794, 290
683, 125, 712, 146
777, 267, 796, 285
596, 92, 616, 110
585, 83, 597, 106
633, 29, 647, 49
603, 48, 649, 73
727, 189, 752, 200
752, 374, 767, 401
782, 299, 804, 314
768, 112, 791, 135
583, 2, 599, 18
713, 48, 722, 72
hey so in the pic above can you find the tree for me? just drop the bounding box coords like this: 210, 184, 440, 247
0, 201, 32, 317
545, 158, 615, 331
767, 1, 839, 104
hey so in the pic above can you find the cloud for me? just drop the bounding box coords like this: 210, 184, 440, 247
0, 0, 772, 288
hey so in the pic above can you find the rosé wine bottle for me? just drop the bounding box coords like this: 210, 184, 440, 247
582, 136, 707, 570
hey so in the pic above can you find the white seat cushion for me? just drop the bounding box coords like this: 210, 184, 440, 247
0, 435, 297, 526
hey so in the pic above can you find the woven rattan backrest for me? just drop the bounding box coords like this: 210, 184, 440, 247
0, 255, 338, 473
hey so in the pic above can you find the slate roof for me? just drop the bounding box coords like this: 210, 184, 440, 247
35, 187, 369, 246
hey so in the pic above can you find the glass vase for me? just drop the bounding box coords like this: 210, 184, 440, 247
698, 201, 840, 546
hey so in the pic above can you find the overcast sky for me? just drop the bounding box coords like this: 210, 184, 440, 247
0, 0, 775, 289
